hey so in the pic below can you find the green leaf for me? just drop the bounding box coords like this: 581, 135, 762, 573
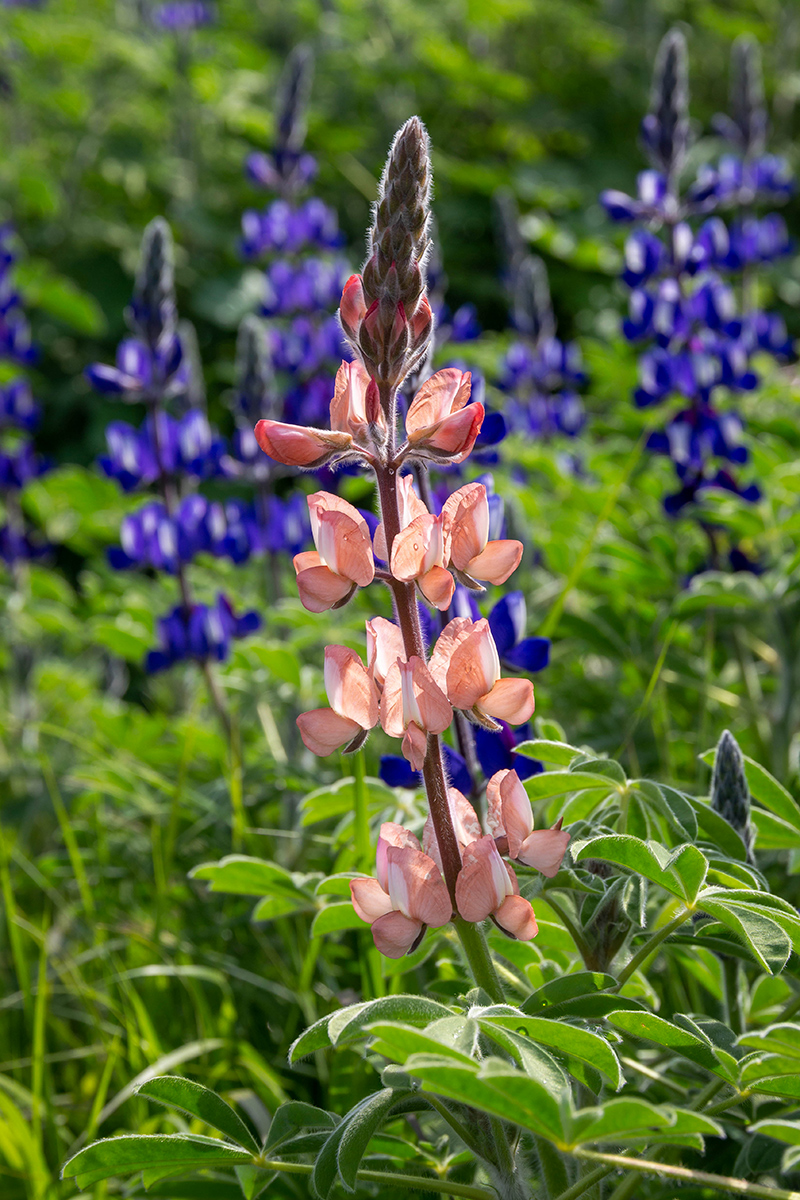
301, 776, 395, 826
235, 1165, 277, 1200
525, 771, 621, 802
606, 1011, 735, 1081
573, 835, 707, 903
311, 1090, 402, 1198
311, 903, 366, 937
402, 1054, 566, 1141
574, 758, 627, 785
523, 972, 618, 1013
288, 996, 454, 1064
690, 798, 749, 860
264, 1102, 338, 1153
135, 1077, 261, 1154
749, 1118, 800, 1146
61, 1134, 252, 1189
569, 1101, 722, 1149
189, 856, 307, 897
634, 781, 698, 841
698, 898, 792, 974
751, 809, 800, 851
514, 739, 583, 766
337, 1089, 408, 1192
366, 1019, 478, 1066
739, 1024, 800, 1059
476, 1012, 623, 1088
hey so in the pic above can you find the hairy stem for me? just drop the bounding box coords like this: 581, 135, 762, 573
250, 1157, 495, 1198
573, 1148, 800, 1200
615, 909, 690, 987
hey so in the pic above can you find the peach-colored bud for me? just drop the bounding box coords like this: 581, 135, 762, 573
380, 655, 452, 769
339, 274, 366, 333
350, 825, 452, 959
296, 645, 379, 757
373, 474, 428, 561
429, 618, 534, 727
363, 299, 380, 338
411, 295, 433, 341
404, 369, 483, 464
486, 769, 570, 877
443, 483, 523, 585
390, 302, 407, 348
389, 512, 454, 611
329, 360, 384, 442
365, 378, 382, 425
365, 617, 406, 690
455, 835, 538, 941
254, 419, 352, 468
293, 492, 375, 612
423, 788, 481, 874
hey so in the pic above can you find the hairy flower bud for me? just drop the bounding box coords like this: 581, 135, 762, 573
711, 729, 755, 864
725, 35, 767, 159
131, 217, 178, 354
234, 315, 275, 425
351, 116, 433, 386
641, 28, 689, 179
275, 44, 313, 161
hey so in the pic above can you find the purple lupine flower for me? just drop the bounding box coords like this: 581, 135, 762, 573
603, 28, 792, 519
151, 1, 216, 32
146, 594, 260, 674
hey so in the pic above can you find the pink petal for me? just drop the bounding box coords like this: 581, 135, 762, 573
386, 845, 452, 927
442, 483, 489, 571
495, 894, 539, 941
296, 566, 354, 613
410, 658, 453, 735
329, 359, 374, 435
366, 617, 406, 688
390, 515, 435, 582
425, 788, 483, 871
293, 550, 322, 574
308, 491, 370, 543
254, 420, 352, 466
517, 828, 571, 877
377, 822, 421, 891
296, 708, 361, 756
406, 368, 471, 434
324, 645, 379, 728
350, 878, 393, 924
488, 769, 533, 858
339, 276, 366, 332
402, 722, 428, 771
428, 617, 474, 693
419, 565, 455, 611
379, 661, 405, 738
481, 678, 535, 725
371, 910, 425, 959
315, 511, 375, 588
373, 477, 427, 560
446, 620, 499, 711
455, 836, 511, 923
409, 404, 484, 463
467, 540, 523, 586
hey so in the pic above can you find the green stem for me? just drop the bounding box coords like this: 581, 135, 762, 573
573, 1147, 800, 1200
254, 1158, 495, 1198
542, 895, 592, 963
724, 956, 744, 1035
552, 1165, 612, 1200
615, 910, 690, 988
352, 749, 370, 868
453, 916, 505, 1004
426, 1094, 486, 1158
536, 1135, 569, 1197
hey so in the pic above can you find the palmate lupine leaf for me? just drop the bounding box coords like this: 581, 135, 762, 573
61, 1133, 254, 1190
135, 1076, 262, 1155
572, 833, 708, 903
289, 995, 455, 1063
311, 1088, 410, 1198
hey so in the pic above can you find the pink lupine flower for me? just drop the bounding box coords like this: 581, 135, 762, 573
329, 360, 384, 442
293, 492, 375, 612
254, 419, 352, 468
365, 617, 406, 691
380, 656, 452, 770
297, 645, 379, 756
390, 510, 455, 610
373, 474, 427, 561
430, 617, 535, 727
339, 274, 367, 337
423, 788, 482, 873
405, 368, 484, 464
455, 835, 538, 941
350, 822, 452, 958
487, 769, 570, 876
443, 482, 523, 586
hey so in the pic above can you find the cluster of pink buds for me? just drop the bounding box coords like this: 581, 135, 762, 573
350, 772, 569, 957
254, 116, 570, 973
